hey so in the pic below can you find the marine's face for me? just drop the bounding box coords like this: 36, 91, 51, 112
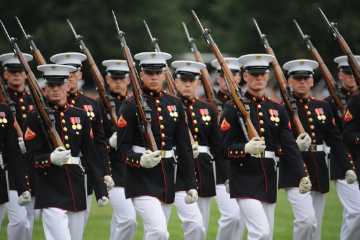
243, 71, 269, 92
106, 75, 130, 97
288, 75, 314, 97
140, 69, 165, 92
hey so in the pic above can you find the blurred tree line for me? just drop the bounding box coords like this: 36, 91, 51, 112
0, 0, 360, 88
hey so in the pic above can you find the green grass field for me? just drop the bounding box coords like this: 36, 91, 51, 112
0, 185, 343, 239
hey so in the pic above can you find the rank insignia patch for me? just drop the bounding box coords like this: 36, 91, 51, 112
220, 118, 231, 132
24, 127, 36, 141
117, 115, 127, 128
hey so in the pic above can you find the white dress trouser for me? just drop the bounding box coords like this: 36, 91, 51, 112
311, 191, 326, 240
0, 203, 6, 233
215, 184, 244, 240
7, 190, 35, 240
170, 191, 205, 240
109, 187, 136, 240
132, 196, 169, 240
197, 197, 211, 232
42, 207, 86, 240
336, 180, 360, 240
237, 198, 275, 240
286, 187, 317, 240
84, 194, 92, 225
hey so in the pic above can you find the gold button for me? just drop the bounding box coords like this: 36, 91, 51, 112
257, 104, 261, 109
160, 125, 165, 129
195, 127, 199, 133
71, 100, 75, 104
64, 135, 69, 140
258, 112, 263, 117
193, 120, 197, 124
156, 99, 160, 103
161, 133, 165, 138
307, 111, 311, 116
304, 105, 309, 109
63, 127, 68, 132
260, 128, 265, 133
60, 112, 64, 117
161, 141, 166, 147
310, 125, 315, 130
191, 112, 195, 117
65, 144, 70, 148
311, 132, 315, 137
189, 106, 193, 110
157, 107, 162, 112
61, 119, 66, 124
21, 106, 26, 110
22, 114, 27, 118
259, 120, 264, 125
159, 116, 163, 121
309, 118, 313, 122
19, 98, 24, 103
312, 139, 316, 143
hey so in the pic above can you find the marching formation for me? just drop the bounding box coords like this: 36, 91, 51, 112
0, 7, 360, 240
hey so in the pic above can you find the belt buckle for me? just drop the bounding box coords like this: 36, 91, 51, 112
160, 150, 166, 158
309, 144, 316, 152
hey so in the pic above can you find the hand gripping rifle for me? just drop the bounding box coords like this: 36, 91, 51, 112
191, 10, 259, 140
252, 18, 305, 136
0, 20, 63, 148
294, 19, 345, 116
66, 19, 118, 128
143, 20, 177, 95
182, 22, 215, 103
112, 11, 158, 151
319, 8, 360, 86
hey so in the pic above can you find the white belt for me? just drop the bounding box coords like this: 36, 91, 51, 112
132, 145, 175, 159
264, 151, 276, 159
198, 145, 214, 159
65, 156, 81, 165
306, 144, 326, 152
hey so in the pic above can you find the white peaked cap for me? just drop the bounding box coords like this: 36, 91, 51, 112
283, 59, 319, 73
50, 52, 87, 66
334, 55, 360, 67
0, 53, 33, 66
134, 52, 172, 66
211, 57, 240, 71
171, 60, 206, 74
102, 60, 129, 72
238, 54, 274, 68
37, 64, 77, 77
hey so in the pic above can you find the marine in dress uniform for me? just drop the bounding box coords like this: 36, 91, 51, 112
50, 52, 113, 223
24, 64, 109, 240
0, 102, 31, 233
116, 52, 197, 240
211, 57, 245, 240
101, 60, 137, 240
171, 60, 222, 239
283, 59, 357, 240
221, 54, 310, 240
333, 55, 360, 240
0, 53, 35, 240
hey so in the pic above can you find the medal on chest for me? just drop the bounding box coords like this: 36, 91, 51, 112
167, 105, 178, 120
199, 108, 211, 125
268, 109, 280, 126
315, 108, 326, 123
83, 105, 95, 120
70, 117, 82, 134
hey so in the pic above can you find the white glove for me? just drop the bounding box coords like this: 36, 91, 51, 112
18, 137, 27, 154
109, 132, 117, 150
184, 189, 198, 204
299, 176, 312, 193
296, 133, 312, 152
18, 191, 31, 206
104, 175, 115, 191
192, 143, 199, 159
225, 179, 230, 193
140, 150, 162, 168
345, 170, 357, 184
97, 196, 109, 207
244, 137, 266, 156
50, 146, 71, 166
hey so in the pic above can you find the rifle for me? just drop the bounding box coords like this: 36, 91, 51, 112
143, 20, 177, 95
0, 20, 63, 148
252, 18, 305, 136
192, 10, 258, 139
15, 16, 47, 66
318, 8, 360, 86
15, 17, 45, 98
66, 19, 118, 128
294, 19, 345, 116
182, 22, 215, 103
0, 76, 23, 138
112, 11, 158, 151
